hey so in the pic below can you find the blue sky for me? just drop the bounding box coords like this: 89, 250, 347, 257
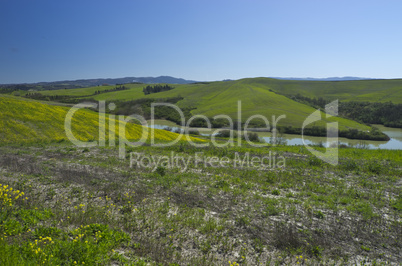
1, 0, 401, 83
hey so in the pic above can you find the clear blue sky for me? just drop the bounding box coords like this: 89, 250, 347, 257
1, 0, 402, 83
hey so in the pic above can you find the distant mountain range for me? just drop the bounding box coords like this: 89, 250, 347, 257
269, 76, 376, 81
130, 76, 199, 84
1, 76, 388, 91
0, 76, 199, 91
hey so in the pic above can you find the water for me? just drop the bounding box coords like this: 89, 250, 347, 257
260, 135, 402, 150
149, 124, 181, 131
148, 123, 402, 150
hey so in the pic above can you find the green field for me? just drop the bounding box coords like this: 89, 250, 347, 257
37, 77, 402, 133
38, 77, 402, 103
242, 78, 402, 103
0, 95, 201, 145
38, 78, 402, 104
0, 85, 401, 265
37, 83, 145, 97
38, 79, 376, 131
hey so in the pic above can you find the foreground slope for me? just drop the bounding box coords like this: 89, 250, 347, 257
0, 96, 194, 144
0, 143, 400, 264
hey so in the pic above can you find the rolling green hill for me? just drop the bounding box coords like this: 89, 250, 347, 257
35, 77, 402, 135
0, 96, 199, 144
242, 78, 402, 103
39, 77, 402, 104
36, 83, 145, 97
39, 80, 368, 131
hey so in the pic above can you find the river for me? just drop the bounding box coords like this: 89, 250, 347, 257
147, 120, 402, 150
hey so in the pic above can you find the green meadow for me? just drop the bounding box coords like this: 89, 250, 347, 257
38, 78, 402, 104
38, 84, 145, 98
39, 79, 376, 131
0, 80, 401, 265
0, 141, 401, 265
35, 78, 402, 137
240, 78, 402, 103
0, 95, 201, 145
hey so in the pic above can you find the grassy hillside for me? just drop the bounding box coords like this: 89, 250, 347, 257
0, 142, 400, 264
36, 77, 402, 135
39, 80, 370, 131
37, 83, 145, 97
0, 96, 198, 144
39, 77, 402, 104
243, 78, 402, 103
0, 81, 400, 265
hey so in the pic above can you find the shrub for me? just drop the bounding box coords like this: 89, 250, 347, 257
215, 130, 235, 138
243, 132, 260, 142
185, 129, 201, 136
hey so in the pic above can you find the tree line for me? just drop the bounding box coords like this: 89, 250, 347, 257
339, 101, 402, 128
94, 85, 129, 95
143, 85, 174, 95
287, 93, 402, 128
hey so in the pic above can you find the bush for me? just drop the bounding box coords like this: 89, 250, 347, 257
215, 130, 236, 138
243, 132, 260, 142
185, 129, 200, 136
173, 128, 183, 134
